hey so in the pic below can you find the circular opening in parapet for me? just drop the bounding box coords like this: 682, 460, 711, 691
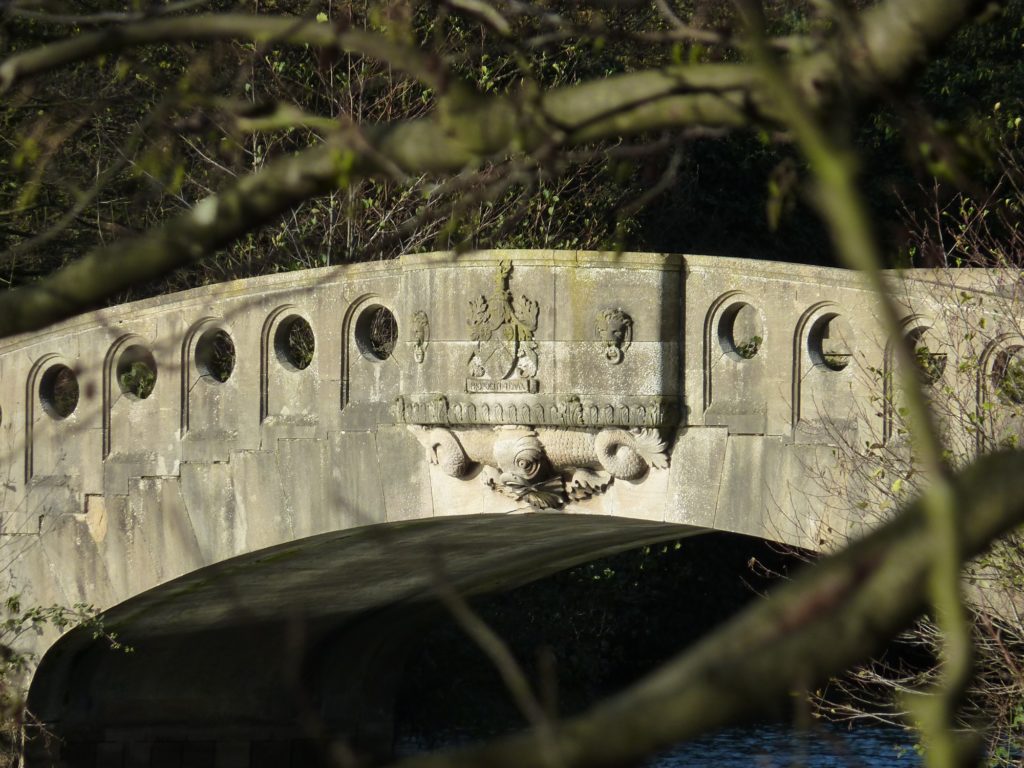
908, 327, 946, 386
992, 345, 1024, 405
355, 305, 397, 362
808, 313, 853, 372
274, 315, 315, 371
40, 364, 79, 419
116, 344, 158, 400
195, 328, 236, 383
718, 301, 763, 361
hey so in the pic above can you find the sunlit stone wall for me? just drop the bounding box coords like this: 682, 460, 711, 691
2, 250, 1017, 664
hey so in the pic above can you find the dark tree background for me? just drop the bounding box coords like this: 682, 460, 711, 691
5, 2, 1024, 768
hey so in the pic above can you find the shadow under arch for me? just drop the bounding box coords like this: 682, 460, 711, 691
25, 514, 706, 768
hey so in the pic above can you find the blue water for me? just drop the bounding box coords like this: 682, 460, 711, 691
650, 723, 921, 767
399, 722, 922, 767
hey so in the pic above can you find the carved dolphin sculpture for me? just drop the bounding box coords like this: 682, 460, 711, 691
409, 425, 669, 509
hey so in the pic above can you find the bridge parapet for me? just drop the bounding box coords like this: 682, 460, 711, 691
0, 251, 1018, 636
6, 252, 1024, 768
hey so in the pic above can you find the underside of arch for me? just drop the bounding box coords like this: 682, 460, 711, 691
26, 514, 705, 768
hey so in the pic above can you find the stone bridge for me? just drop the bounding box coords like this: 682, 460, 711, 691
1, 251, 1017, 767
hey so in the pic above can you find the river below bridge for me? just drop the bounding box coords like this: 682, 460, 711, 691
397, 722, 923, 766
396, 536, 928, 766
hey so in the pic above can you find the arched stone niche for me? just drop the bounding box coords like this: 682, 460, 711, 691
340, 294, 402, 426
977, 334, 1024, 452
703, 291, 769, 434
181, 317, 244, 460
260, 305, 319, 434
24, 352, 100, 490
792, 303, 860, 443
102, 334, 179, 492
883, 316, 947, 444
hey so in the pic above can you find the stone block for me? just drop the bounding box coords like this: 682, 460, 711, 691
666, 427, 728, 529
277, 438, 330, 538
328, 430, 385, 528
179, 462, 242, 562
373, 426, 434, 522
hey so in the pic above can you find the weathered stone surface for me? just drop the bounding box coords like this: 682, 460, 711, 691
328, 430, 386, 528
374, 425, 434, 523
0, 250, 1009, 623
0, 250, 1016, 766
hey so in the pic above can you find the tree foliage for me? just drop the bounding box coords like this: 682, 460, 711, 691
3, 2, 1024, 768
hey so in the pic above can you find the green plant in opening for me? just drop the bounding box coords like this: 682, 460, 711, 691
996, 354, 1024, 405
207, 331, 235, 382
915, 345, 947, 385
736, 335, 762, 360
286, 321, 314, 370
50, 367, 78, 417
118, 362, 156, 399
823, 353, 850, 370
369, 308, 397, 359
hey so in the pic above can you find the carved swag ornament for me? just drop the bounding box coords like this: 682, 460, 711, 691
410, 425, 669, 509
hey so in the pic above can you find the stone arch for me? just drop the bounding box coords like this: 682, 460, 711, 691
180, 317, 221, 435
882, 314, 939, 444
702, 290, 745, 413
23, 514, 694, 768
702, 290, 768, 433
977, 333, 1024, 451
791, 301, 838, 430
790, 302, 859, 442
103, 333, 148, 459
340, 293, 400, 413
260, 304, 318, 427
340, 294, 378, 411
24, 352, 65, 483
180, 317, 242, 457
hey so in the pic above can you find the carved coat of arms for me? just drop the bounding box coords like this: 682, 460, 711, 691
466, 260, 539, 393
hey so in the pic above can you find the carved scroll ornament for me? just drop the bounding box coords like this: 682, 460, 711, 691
410, 425, 669, 510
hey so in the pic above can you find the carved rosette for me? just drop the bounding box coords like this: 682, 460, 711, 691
411, 310, 429, 364
596, 308, 633, 364
410, 425, 671, 510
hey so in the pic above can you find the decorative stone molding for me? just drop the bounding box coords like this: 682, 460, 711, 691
392, 394, 679, 428
466, 260, 540, 393
410, 425, 670, 509
411, 310, 430, 364
596, 308, 632, 364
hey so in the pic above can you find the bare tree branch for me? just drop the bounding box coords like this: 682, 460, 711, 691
0, 0, 988, 337
4, 0, 211, 27
0, 14, 455, 93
